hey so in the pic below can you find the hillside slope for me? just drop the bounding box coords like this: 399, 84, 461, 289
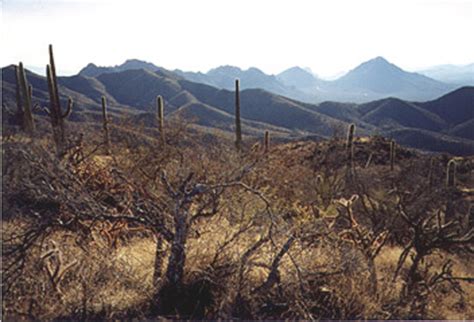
2, 65, 473, 155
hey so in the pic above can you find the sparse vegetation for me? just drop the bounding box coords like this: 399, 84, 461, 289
1, 46, 473, 321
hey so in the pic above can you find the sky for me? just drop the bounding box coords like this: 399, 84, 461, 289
1, 0, 473, 78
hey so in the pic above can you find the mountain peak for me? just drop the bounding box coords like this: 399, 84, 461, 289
78, 59, 161, 77
277, 66, 319, 88
85, 62, 98, 68
208, 65, 242, 75
120, 59, 159, 71
356, 56, 400, 72
334, 57, 451, 95
78, 63, 108, 77
282, 66, 311, 74
371, 56, 389, 64
123, 58, 145, 64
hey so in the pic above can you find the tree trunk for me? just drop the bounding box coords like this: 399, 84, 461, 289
152, 234, 165, 287
154, 212, 189, 315
407, 255, 421, 287
164, 212, 189, 287
367, 257, 378, 295
402, 253, 423, 299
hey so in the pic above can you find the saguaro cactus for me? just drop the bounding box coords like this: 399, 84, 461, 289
446, 159, 456, 188
101, 96, 111, 155
235, 79, 242, 151
390, 140, 396, 171
46, 45, 73, 156
14, 66, 23, 123
157, 95, 165, 145
445, 159, 457, 220
428, 158, 435, 187
264, 130, 270, 153
346, 123, 355, 168
17, 62, 35, 136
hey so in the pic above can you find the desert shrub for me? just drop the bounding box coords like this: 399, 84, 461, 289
2, 123, 473, 320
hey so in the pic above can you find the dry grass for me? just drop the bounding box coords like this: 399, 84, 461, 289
2, 126, 473, 320
3, 215, 473, 319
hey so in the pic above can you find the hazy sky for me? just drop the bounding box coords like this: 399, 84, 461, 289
2, 0, 473, 78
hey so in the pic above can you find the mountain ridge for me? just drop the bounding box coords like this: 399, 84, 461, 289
418, 63, 474, 85
2, 65, 473, 155
74, 56, 464, 103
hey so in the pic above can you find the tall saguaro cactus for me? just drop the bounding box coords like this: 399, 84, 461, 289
101, 96, 111, 155
14, 66, 23, 124
46, 45, 73, 156
390, 140, 396, 171
346, 123, 355, 168
264, 130, 270, 153
235, 79, 242, 151
157, 95, 165, 145
445, 159, 457, 220
17, 63, 35, 136
446, 159, 456, 188
428, 157, 435, 188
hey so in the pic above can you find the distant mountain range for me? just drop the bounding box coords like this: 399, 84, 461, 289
2, 62, 473, 155
418, 63, 474, 86
76, 56, 471, 104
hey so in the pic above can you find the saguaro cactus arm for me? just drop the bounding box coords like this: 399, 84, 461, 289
62, 98, 73, 118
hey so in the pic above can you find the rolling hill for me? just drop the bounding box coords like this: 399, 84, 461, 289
419, 86, 474, 125
2, 64, 473, 155
358, 97, 445, 131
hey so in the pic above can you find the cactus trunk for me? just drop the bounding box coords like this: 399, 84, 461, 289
17, 63, 35, 136
14, 66, 23, 123
428, 158, 435, 188
346, 123, 355, 169
101, 96, 111, 155
264, 130, 269, 153
446, 159, 456, 188
390, 140, 395, 171
445, 159, 456, 220
46, 45, 73, 157
235, 79, 242, 151
157, 95, 165, 145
